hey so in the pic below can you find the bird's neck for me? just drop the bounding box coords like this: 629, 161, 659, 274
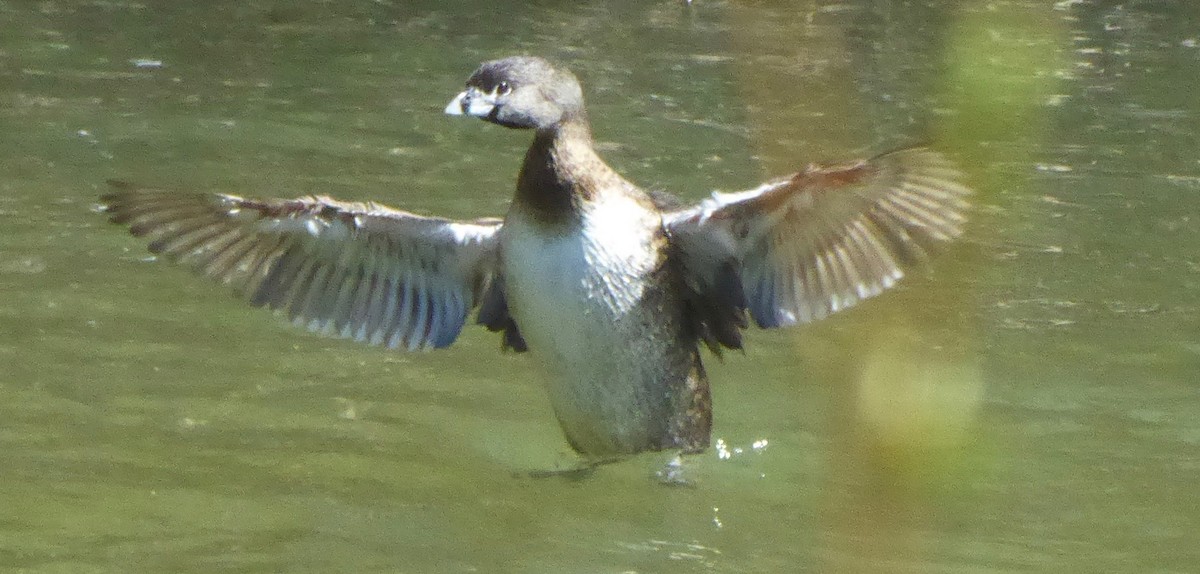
515, 115, 620, 226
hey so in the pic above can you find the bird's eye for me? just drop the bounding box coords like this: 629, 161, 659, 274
496, 81, 512, 96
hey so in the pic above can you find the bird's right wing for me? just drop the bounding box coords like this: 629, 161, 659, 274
101, 184, 503, 350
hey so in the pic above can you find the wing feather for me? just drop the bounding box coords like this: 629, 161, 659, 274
101, 185, 502, 351
666, 147, 971, 333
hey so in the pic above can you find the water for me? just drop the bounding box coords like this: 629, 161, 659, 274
2, 0, 1198, 572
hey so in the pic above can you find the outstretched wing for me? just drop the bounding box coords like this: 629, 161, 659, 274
101, 183, 502, 350
665, 147, 971, 333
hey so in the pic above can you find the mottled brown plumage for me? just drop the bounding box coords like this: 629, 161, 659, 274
102, 56, 971, 461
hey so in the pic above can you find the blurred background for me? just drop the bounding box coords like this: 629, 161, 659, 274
2, 0, 1198, 571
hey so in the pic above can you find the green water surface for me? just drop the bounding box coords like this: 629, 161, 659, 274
2, 1, 1198, 572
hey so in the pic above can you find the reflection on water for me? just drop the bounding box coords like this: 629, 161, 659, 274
2, 0, 1198, 572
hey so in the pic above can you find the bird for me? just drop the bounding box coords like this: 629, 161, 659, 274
100, 56, 970, 462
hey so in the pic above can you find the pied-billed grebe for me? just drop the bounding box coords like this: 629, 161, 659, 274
101, 56, 970, 460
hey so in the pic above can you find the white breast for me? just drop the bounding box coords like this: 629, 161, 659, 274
500, 196, 673, 453
502, 196, 660, 359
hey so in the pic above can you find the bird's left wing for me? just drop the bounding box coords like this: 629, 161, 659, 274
101, 184, 502, 350
664, 147, 971, 335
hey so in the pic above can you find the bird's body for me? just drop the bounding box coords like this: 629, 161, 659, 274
502, 205, 704, 455
101, 56, 971, 461
499, 118, 710, 456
